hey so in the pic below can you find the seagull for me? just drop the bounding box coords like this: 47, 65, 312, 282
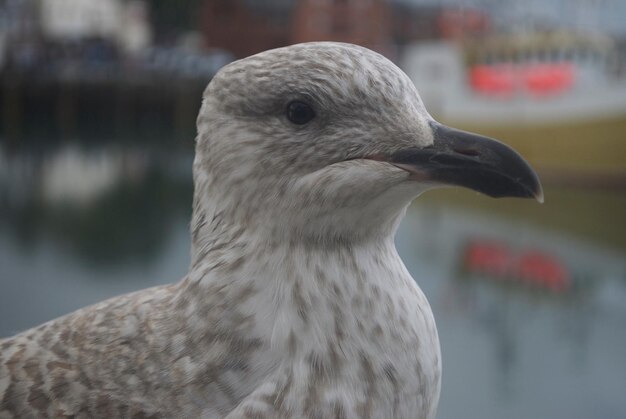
0, 42, 541, 418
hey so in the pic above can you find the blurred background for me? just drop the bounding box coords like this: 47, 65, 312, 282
1, 0, 625, 417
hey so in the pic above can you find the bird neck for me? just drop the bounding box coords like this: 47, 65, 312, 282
188, 189, 412, 271
182, 225, 421, 346
177, 226, 442, 416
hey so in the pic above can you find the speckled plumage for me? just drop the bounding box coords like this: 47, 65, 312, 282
1, 43, 443, 418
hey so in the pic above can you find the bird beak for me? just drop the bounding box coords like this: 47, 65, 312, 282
390, 121, 543, 202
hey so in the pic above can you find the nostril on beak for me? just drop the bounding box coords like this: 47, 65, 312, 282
453, 147, 480, 157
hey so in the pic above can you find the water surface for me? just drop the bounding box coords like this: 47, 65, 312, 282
1, 143, 624, 418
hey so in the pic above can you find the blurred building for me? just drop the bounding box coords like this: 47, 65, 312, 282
201, 0, 392, 58
200, 0, 292, 58
0, 0, 152, 71
0, 0, 40, 70
391, 3, 490, 46
39, 0, 152, 53
39, 0, 121, 41
118, 1, 151, 55
199, 0, 492, 60
291, 0, 391, 55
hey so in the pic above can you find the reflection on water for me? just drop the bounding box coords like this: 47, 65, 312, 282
1, 144, 625, 418
0, 144, 193, 334
397, 205, 626, 419
0, 145, 193, 267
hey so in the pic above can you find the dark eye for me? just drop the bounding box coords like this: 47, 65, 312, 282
286, 101, 316, 125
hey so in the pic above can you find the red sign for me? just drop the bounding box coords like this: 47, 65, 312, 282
463, 240, 570, 292
469, 63, 574, 97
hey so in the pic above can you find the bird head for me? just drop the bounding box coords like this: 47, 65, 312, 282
193, 42, 542, 247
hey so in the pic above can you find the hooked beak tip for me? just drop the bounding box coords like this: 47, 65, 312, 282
534, 185, 545, 204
